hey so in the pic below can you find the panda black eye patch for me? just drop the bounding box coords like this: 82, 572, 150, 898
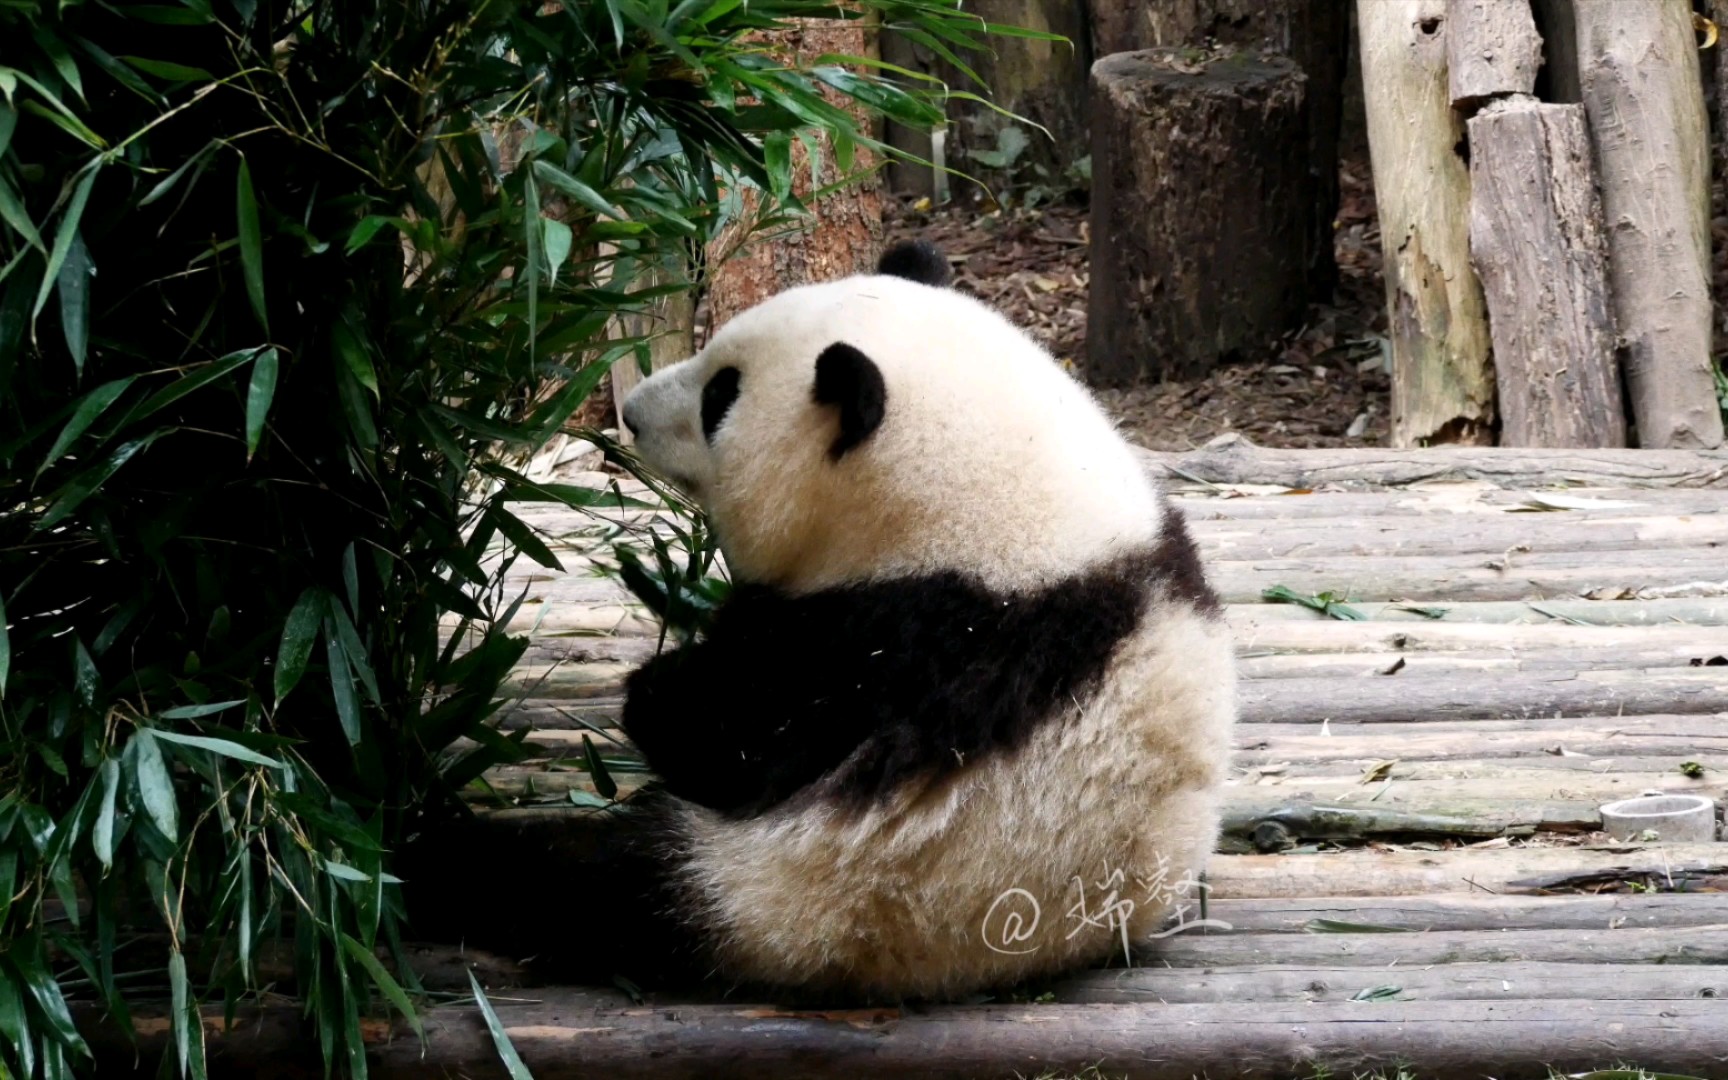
701, 366, 742, 441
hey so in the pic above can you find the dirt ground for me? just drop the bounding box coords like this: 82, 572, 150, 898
884, 159, 1395, 451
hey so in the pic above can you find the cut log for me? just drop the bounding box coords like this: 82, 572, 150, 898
1086, 49, 1313, 384
1238, 714, 1728, 765
1145, 924, 1728, 967
1197, 511, 1728, 559
1229, 619, 1726, 654
1177, 486, 1728, 520
1087, 0, 1348, 296
80, 997, 1728, 1080
1467, 100, 1626, 448
1209, 843, 1728, 899
1570, 0, 1724, 449
1057, 960, 1728, 1004
1236, 667, 1728, 723
1446, 0, 1543, 109
1138, 438, 1728, 488
1356, 0, 1495, 447
1236, 645, 1713, 679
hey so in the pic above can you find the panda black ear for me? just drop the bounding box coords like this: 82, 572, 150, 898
813, 343, 886, 461
876, 239, 952, 288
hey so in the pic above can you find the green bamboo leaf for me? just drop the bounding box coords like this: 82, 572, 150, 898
0, 590, 9, 698
34, 29, 86, 103
524, 171, 540, 360
332, 321, 378, 397
582, 734, 616, 800
235, 157, 267, 332
8, 941, 89, 1059
150, 730, 286, 769
530, 160, 624, 220
92, 758, 119, 868
0, 970, 33, 1078
138, 140, 215, 207
131, 729, 178, 842
339, 933, 424, 1040
56, 229, 93, 373
72, 637, 98, 705
244, 346, 279, 460
126, 346, 259, 427
344, 214, 399, 255
169, 950, 189, 1076
342, 543, 360, 617
157, 699, 244, 720
0, 102, 14, 160
490, 507, 564, 572
274, 587, 323, 704
38, 376, 135, 476
325, 599, 380, 705
32, 164, 99, 323
0, 173, 45, 252
541, 217, 572, 287
322, 859, 371, 882
35, 430, 165, 531
325, 621, 362, 744
764, 131, 792, 202
7, 65, 106, 147
468, 971, 533, 1080
120, 56, 215, 83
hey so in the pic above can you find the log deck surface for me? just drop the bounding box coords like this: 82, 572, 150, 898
148, 445, 1728, 1078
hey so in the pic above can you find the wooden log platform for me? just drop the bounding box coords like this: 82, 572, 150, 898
98, 445, 1728, 1077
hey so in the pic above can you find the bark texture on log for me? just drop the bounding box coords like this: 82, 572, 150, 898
1139, 437, 1728, 488
882, 0, 1090, 197
1089, 0, 1347, 296
1087, 49, 1312, 384
706, 22, 882, 333
1236, 669, 1728, 724
1357, 0, 1495, 447
80, 997, 1728, 1080
1466, 99, 1626, 447
1446, 0, 1543, 109
1571, 0, 1724, 449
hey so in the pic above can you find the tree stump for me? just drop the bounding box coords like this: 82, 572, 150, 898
1087, 0, 1348, 297
1466, 100, 1625, 448
1086, 49, 1312, 386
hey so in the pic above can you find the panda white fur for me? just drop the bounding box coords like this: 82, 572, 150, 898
591, 240, 1237, 1000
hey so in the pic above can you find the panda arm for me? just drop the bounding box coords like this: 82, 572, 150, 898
621, 592, 881, 814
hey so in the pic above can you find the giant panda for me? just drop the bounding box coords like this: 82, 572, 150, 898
412, 241, 1235, 1001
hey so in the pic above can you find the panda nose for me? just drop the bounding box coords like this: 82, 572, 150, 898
621, 398, 643, 436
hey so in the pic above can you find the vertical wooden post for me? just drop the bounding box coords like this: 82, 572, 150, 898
1570, 0, 1724, 449
1357, 0, 1495, 446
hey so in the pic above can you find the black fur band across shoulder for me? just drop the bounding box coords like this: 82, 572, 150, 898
621, 512, 1219, 817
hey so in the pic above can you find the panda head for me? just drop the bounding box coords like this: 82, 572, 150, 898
620, 240, 1161, 593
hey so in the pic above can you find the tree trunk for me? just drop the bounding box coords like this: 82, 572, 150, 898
1089, 0, 1348, 296
1467, 100, 1626, 447
1570, 0, 1724, 449
706, 22, 883, 334
1356, 0, 1496, 447
1446, 0, 1543, 109
881, 0, 1091, 199
1086, 49, 1313, 385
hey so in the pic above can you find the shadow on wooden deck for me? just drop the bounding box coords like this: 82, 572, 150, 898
95, 444, 1728, 1078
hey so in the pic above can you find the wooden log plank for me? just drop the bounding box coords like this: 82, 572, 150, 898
1237, 668, 1728, 723
1231, 596, 1728, 625
1057, 960, 1728, 1004
1208, 843, 1728, 899
1232, 620, 1727, 653
1194, 512, 1728, 559
1221, 796, 1601, 841
1238, 715, 1728, 765
1202, 890, 1728, 932
1447, 0, 1543, 108
83, 997, 1728, 1080
1356, 0, 1495, 446
1140, 439, 1728, 489
1142, 924, 1728, 967
1466, 98, 1626, 448
1177, 485, 1728, 520
1209, 547, 1727, 603
1237, 645, 1714, 678
1233, 752, 1728, 783
1228, 774, 1711, 816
